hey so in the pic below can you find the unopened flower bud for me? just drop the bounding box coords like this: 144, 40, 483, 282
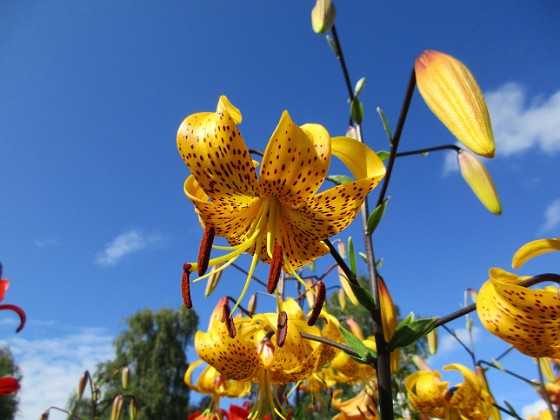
111, 394, 123, 420
345, 318, 364, 340
427, 328, 438, 355
415, 50, 495, 158
205, 264, 223, 297
247, 293, 257, 315
338, 268, 358, 305
311, 0, 336, 35
77, 371, 88, 399
458, 149, 501, 215
378, 275, 398, 342
40, 411, 50, 420
338, 288, 347, 312
129, 398, 137, 420
121, 366, 130, 390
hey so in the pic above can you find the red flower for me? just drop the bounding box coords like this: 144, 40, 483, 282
0, 377, 20, 395
0, 263, 26, 333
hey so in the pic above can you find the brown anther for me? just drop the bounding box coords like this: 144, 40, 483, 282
181, 263, 192, 309
286, 410, 293, 420
307, 280, 326, 326
223, 301, 237, 338
277, 310, 288, 347
197, 224, 215, 276
267, 243, 283, 293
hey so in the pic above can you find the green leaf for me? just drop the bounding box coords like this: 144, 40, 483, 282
375, 258, 383, 269
388, 314, 438, 351
376, 150, 390, 161
491, 358, 505, 371
350, 98, 364, 124
348, 237, 356, 276
366, 197, 390, 235
504, 401, 520, 417
326, 175, 353, 185
349, 280, 377, 314
376, 107, 393, 141
339, 326, 377, 364
354, 77, 366, 97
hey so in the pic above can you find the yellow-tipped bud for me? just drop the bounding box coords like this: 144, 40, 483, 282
205, 264, 223, 297
338, 287, 347, 313
415, 50, 495, 158
305, 278, 315, 309
345, 318, 364, 341
336, 239, 347, 259
311, 0, 336, 35
247, 293, 257, 315
77, 371, 88, 400
458, 149, 501, 215
378, 276, 398, 342
111, 394, 123, 420
427, 328, 438, 355
121, 366, 130, 390
338, 267, 358, 306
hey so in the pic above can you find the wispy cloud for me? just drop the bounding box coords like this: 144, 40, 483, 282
438, 327, 481, 354
95, 229, 166, 266
33, 238, 59, 248
486, 83, 560, 156
540, 199, 560, 233
1, 329, 114, 419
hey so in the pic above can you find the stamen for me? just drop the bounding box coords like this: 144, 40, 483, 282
197, 224, 215, 276
307, 280, 326, 326
277, 310, 288, 347
267, 243, 283, 293
223, 301, 236, 338
286, 410, 293, 420
181, 263, 192, 309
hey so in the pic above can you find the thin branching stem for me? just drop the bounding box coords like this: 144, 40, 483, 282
395, 144, 461, 158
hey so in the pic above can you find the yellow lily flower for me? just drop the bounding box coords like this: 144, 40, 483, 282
512, 238, 560, 269
415, 50, 495, 158
177, 96, 385, 304
194, 298, 328, 417
405, 364, 498, 419
477, 267, 560, 358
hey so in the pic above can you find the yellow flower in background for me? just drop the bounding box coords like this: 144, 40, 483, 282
415, 50, 495, 158
332, 389, 378, 420
405, 364, 498, 420
457, 150, 501, 215
478, 239, 560, 358
177, 96, 385, 303
185, 360, 250, 419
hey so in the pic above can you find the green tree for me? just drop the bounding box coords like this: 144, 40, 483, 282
68, 306, 198, 419
0, 346, 22, 419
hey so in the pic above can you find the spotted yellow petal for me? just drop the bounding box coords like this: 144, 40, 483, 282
177, 96, 258, 208
477, 273, 560, 358
259, 112, 331, 207
512, 238, 560, 269
405, 370, 448, 418
195, 323, 261, 381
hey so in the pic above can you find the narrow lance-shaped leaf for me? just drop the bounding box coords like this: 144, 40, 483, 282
376, 107, 393, 142
350, 97, 364, 124
339, 326, 377, 364
367, 197, 390, 235
354, 77, 366, 97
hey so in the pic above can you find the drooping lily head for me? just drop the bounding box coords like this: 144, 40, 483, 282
405, 364, 498, 419
177, 97, 385, 305
478, 237, 560, 358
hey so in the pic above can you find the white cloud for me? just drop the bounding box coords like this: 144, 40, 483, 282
438, 327, 481, 354
540, 199, 560, 233
1, 329, 114, 420
520, 399, 548, 419
486, 83, 560, 156
95, 229, 166, 266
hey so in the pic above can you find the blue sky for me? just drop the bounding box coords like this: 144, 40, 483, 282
1, 1, 559, 418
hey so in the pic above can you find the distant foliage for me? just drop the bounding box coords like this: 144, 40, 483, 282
0, 346, 22, 420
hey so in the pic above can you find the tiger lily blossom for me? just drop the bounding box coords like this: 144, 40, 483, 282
477, 237, 560, 358
405, 363, 499, 419
0, 264, 26, 333
177, 96, 385, 305
194, 298, 329, 418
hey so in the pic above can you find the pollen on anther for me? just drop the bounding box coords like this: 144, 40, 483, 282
198, 224, 215, 276
307, 280, 326, 326
181, 263, 193, 309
